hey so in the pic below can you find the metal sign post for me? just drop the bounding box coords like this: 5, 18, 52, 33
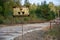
13, 6, 30, 40
13, 16, 29, 40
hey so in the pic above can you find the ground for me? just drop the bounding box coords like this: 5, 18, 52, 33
14, 30, 47, 40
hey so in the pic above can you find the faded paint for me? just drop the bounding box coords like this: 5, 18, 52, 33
13, 7, 29, 16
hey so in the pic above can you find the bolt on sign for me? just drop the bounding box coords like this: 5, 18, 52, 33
13, 6, 29, 17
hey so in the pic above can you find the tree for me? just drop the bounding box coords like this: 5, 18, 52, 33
24, 0, 30, 7
48, 2, 56, 13
0, 0, 10, 6
15, 0, 21, 6
36, 1, 55, 20
29, 3, 38, 20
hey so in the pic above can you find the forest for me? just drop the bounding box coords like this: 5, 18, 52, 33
0, 0, 60, 24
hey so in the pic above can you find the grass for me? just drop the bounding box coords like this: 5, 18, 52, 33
47, 23, 60, 40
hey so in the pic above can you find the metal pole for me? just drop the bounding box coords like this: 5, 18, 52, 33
22, 17, 24, 40
22, 23, 23, 40
58, 10, 59, 17
50, 22, 51, 30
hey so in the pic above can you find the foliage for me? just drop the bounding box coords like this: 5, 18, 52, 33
0, 15, 4, 24
0, 6, 3, 12
0, 0, 59, 24
24, 0, 30, 7
36, 1, 55, 20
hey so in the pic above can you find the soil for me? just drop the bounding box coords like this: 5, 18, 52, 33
14, 30, 47, 40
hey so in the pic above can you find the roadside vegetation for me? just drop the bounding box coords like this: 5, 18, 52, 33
0, 0, 60, 24
47, 23, 60, 40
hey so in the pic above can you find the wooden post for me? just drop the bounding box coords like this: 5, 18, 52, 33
50, 22, 51, 30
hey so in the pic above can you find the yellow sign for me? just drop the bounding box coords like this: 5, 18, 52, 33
13, 6, 29, 17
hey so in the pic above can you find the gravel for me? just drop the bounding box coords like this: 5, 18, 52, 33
14, 30, 47, 40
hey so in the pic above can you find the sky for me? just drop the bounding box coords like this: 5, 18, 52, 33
21, 0, 60, 5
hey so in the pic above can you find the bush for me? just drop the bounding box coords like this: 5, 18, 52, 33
3, 18, 11, 24
0, 15, 4, 24
0, 6, 2, 12
0, 20, 3, 24
24, 17, 30, 21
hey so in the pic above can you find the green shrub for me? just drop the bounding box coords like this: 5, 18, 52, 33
0, 15, 4, 24
3, 18, 11, 24
0, 6, 2, 12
